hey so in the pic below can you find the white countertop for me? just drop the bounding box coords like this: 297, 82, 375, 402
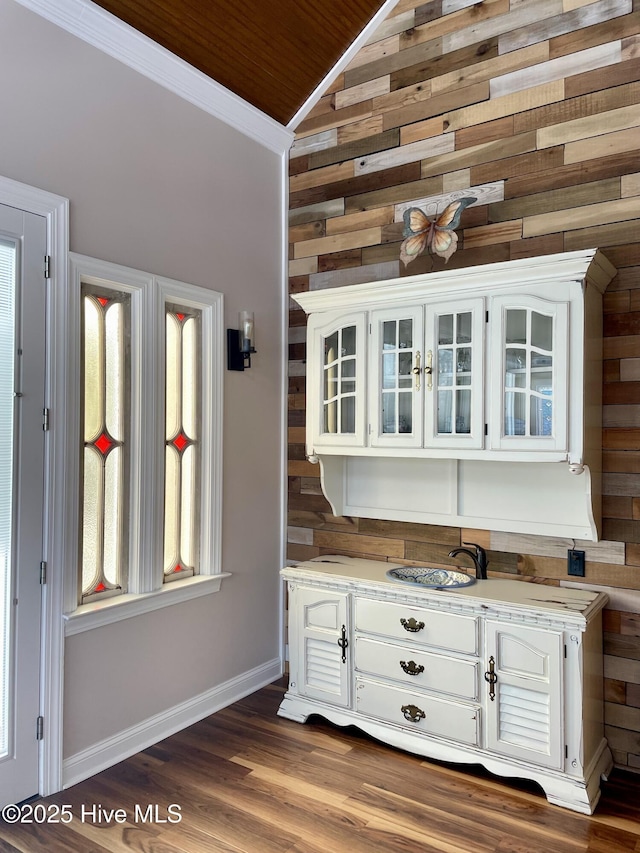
282, 555, 607, 618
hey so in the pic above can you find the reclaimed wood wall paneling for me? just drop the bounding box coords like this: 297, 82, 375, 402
288, 0, 640, 769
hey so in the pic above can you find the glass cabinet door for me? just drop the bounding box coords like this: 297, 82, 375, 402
370, 306, 424, 448
489, 295, 568, 452
307, 310, 367, 449
425, 299, 485, 448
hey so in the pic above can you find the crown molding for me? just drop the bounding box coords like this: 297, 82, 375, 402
13, 0, 294, 156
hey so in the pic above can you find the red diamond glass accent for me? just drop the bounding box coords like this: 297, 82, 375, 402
176, 312, 186, 322
174, 564, 182, 573
172, 432, 189, 452
95, 582, 106, 592
94, 432, 113, 455
97, 296, 109, 306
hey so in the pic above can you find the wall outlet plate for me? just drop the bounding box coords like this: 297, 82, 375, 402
567, 549, 586, 577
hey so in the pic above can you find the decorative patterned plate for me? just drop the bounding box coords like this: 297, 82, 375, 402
385, 566, 476, 589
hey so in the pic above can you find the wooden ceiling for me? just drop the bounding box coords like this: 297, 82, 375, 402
91, 0, 389, 126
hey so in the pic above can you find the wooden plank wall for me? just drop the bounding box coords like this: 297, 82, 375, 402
287, 0, 640, 770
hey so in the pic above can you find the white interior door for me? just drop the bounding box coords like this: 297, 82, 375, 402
0, 204, 46, 807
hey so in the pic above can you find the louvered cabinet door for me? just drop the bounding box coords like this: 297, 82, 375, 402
484, 621, 563, 770
289, 585, 351, 708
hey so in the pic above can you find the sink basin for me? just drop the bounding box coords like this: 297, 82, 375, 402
385, 566, 476, 589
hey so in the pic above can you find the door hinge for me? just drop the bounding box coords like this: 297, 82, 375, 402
36, 716, 44, 741
485, 310, 489, 322
40, 561, 47, 585
42, 407, 50, 431
44, 255, 51, 279
484, 423, 488, 436
565, 745, 568, 759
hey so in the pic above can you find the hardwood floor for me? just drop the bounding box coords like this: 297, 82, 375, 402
1, 679, 639, 853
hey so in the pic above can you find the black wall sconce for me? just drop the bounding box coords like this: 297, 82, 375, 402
227, 310, 256, 371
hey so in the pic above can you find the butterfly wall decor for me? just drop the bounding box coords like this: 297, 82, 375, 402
400, 196, 477, 267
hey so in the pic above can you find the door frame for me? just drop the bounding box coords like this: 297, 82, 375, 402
0, 175, 69, 798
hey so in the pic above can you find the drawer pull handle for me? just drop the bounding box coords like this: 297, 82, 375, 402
400, 617, 425, 633
400, 660, 424, 676
401, 704, 426, 724
337, 625, 349, 663
484, 655, 497, 701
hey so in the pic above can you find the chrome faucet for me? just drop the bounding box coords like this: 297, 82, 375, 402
448, 542, 488, 580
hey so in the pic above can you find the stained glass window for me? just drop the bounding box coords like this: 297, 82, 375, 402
164, 304, 201, 582
80, 284, 130, 602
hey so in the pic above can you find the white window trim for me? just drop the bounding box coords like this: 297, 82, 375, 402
64, 254, 227, 633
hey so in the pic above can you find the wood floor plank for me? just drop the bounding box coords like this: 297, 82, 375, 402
1, 680, 640, 853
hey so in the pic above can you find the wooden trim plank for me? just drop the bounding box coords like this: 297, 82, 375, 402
400, 116, 447, 145
372, 81, 434, 116
291, 129, 338, 159
308, 129, 400, 170
337, 116, 385, 144
345, 175, 445, 213
293, 226, 383, 260
463, 219, 522, 247
355, 133, 455, 176
549, 7, 640, 60
564, 126, 640, 165
489, 177, 621, 222
431, 41, 549, 96
524, 197, 640, 238
290, 161, 355, 193
419, 131, 537, 179
345, 32, 401, 73
382, 80, 490, 131
442, 80, 565, 133
345, 36, 444, 89
326, 206, 396, 236
444, 0, 563, 53
537, 103, 640, 149
402, 0, 510, 47
335, 76, 391, 110
491, 40, 621, 99
499, 0, 631, 56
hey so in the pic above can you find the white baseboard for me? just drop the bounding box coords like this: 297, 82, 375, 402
63, 657, 283, 789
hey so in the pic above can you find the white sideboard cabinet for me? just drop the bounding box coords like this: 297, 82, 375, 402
278, 556, 612, 814
293, 249, 616, 540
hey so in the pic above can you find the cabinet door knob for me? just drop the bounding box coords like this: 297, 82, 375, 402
400, 660, 425, 676
400, 617, 425, 633
401, 704, 426, 723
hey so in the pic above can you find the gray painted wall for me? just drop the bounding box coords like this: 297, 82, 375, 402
1, 0, 284, 758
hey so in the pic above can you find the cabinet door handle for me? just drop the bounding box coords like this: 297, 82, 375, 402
400, 617, 425, 633
337, 625, 349, 663
400, 660, 424, 676
401, 704, 426, 723
424, 350, 433, 391
484, 655, 497, 701
412, 350, 421, 391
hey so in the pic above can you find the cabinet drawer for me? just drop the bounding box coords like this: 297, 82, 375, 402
356, 678, 479, 746
355, 598, 477, 654
355, 637, 478, 701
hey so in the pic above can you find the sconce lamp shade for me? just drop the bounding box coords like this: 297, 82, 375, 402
227, 311, 256, 371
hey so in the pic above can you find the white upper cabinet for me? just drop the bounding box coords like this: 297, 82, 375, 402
426, 297, 485, 449
294, 250, 616, 540
369, 305, 424, 449
306, 310, 367, 450
488, 292, 569, 454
